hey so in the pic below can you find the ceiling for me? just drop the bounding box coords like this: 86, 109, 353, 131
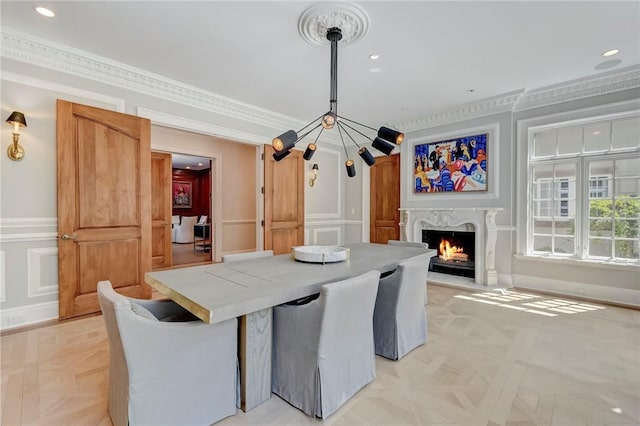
172, 154, 211, 171
2, 1, 639, 128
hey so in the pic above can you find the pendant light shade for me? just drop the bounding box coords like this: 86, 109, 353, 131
372, 137, 395, 156
273, 149, 291, 162
272, 130, 297, 153
378, 126, 404, 145
358, 147, 376, 166
271, 24, 402, 178
345, 159, 356, 177
303, 143, 317, 160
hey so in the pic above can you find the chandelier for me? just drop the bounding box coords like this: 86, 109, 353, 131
271, 26, 404, 177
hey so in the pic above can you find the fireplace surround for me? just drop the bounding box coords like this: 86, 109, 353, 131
399, 208, 501, 286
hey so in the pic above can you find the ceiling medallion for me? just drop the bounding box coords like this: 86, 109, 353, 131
298, 2, 370, 46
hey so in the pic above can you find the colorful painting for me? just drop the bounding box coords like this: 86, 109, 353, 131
172, 181, 192, 208
413, 133, 488, 193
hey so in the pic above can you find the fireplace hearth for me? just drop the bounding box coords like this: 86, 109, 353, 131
423, 229, 475, 278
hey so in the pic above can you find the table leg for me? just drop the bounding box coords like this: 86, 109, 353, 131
239, 307, 272, 411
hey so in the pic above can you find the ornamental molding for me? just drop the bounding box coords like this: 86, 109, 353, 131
513, 65, 640, 111
298, 2, 370, 46
397, 91, 524, 132
0, 29, 303, 133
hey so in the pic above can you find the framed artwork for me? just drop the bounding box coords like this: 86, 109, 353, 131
413, 133, 488, 193
172, 181, 192, 208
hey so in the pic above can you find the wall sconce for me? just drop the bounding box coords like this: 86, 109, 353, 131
6, 111, 27, 161
309, 163, 319, 187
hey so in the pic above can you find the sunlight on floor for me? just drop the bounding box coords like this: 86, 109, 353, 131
454, 289, 606, 317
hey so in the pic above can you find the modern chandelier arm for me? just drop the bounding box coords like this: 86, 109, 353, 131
337, 122, 362, 148
337, 119, 373, 142
295, 123, 323, 144
336, 115, 378, 133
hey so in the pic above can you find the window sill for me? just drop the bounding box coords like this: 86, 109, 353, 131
514, 254, 640, 271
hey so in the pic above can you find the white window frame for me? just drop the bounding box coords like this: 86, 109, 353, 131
516, 103, 640, 268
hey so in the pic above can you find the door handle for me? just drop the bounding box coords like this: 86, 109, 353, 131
61, 234, 77, 240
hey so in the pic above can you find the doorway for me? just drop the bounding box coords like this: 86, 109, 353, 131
170, 153, 213, 266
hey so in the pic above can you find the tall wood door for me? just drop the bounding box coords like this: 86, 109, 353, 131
57, 100, 151, 319
264, 145, 304, 254
370, 154, 400, 243
151, 152, 173, 269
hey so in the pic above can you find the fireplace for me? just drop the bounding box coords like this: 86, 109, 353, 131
399, 208, 501, 286
422, 230, 475, 278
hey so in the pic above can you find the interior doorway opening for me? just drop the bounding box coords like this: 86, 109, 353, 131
171, 153, 213, 266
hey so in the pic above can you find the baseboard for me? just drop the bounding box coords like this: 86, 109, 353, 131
0, 300, 58, 331
512, 274, 640, 308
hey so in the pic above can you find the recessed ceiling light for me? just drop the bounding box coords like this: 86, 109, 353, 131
35, 6, 55, 17
592, 131, 601, 135
467, 89, 476, 93
369, 68, 382, 73
198, 163, 204, 166
185, 166, 191, 169
369, 53, 380, 60
602, 49, 619, 57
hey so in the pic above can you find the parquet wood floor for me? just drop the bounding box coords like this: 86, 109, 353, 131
2, 285, 638, 426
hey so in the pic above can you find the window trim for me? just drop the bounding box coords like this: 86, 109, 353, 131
516, 101, 640, 268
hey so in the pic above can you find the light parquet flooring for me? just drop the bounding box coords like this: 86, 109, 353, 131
2, 285, 639, 426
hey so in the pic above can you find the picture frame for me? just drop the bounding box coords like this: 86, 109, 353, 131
413, 132, 488, 193
172, 181, 192, 208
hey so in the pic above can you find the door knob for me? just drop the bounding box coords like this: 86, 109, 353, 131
61, 234, 77, 240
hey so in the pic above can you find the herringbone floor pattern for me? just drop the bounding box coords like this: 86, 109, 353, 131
2, 285, 639, 425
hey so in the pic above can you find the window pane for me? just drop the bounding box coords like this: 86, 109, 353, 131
590, 199, 613, 217
584, 122, 611, 152
555, 219, 575, 236
615, 219, 639, 238
533, 235, 552, 252
554, 237, 574, 254
534, 181, 552, 200
589, 238, 611, 257
534, 201, 552, 217
614, 197, 640, 219
614, 239, 639, 259
557, 125, 583, 155
615, 158, 640, 178
534, 218, 553, 234
555, 163, 576, 180
590, 218, 613, 237
590, 160, 613, 178
612, 117, 640, 150
533, 130, 556, 157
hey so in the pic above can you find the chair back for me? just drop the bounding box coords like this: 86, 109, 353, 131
97, 280, 131, 426
222, 250, 274, 262
316, 270, 380, 414
395, 254, 429, 313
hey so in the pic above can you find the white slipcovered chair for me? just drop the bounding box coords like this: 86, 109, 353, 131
271, 270, 380, 419
97, 280, 238, 426
373, 254, 429, 360
174, 215, 198, 243
387, 239, 431, 305
222, 250, 274, 262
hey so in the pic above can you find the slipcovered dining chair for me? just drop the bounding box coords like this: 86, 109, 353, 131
373, 254, 429, 360
222, 250, 273, 262
174, 215, 198, 243
97, 280, 238, 426
387, 239, 431, 305
272, 270, 380, 419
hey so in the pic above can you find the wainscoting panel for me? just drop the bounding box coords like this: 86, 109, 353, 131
0, 251, 5, 302
312, 227, 341, 246
27, 248, 59, 298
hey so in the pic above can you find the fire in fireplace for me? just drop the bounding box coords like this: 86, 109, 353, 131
423, 230, 475, 278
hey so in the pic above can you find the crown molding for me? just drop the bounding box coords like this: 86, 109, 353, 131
513, 65, 640, 111
0, 28, 304, 133
397, 91, 524, 132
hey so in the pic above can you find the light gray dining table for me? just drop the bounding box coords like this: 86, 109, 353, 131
145, 242, 436, 411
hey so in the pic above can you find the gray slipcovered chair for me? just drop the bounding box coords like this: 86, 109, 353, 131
97, 280, 238, 426
271, 270, 381, 419
387, 239, 430, 305
222, 250, 274, 262
373, 254, 429, 360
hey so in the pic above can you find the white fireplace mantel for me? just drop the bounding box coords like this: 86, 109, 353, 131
399, 208, 502, 286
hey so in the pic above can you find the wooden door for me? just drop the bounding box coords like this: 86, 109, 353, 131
264, 145, 304, 254
57, 100, 151, 319
151, 152, 173, 269
370, 154, 400, 243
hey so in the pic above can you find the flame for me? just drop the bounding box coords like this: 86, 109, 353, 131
439, 238, 466, 261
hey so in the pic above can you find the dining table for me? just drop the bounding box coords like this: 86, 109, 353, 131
145, 242, 436, 411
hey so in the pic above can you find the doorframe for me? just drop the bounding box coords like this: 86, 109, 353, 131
138, 108, 267, 261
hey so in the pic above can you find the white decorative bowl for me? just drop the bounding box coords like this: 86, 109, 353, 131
292, 245, 349, 264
